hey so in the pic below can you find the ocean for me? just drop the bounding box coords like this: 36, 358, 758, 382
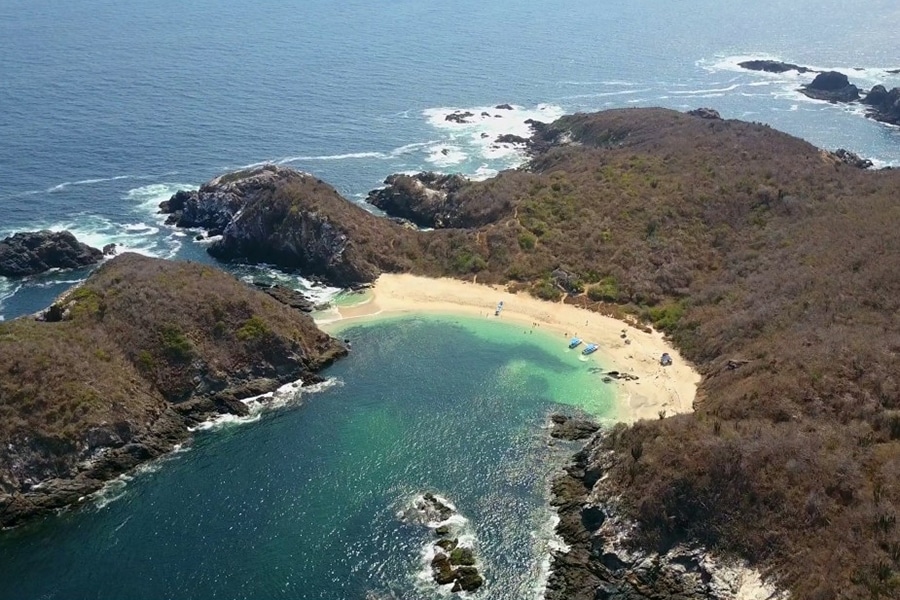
0, 0, 898, 597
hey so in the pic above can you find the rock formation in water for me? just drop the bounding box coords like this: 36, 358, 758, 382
738, 59, 812, 74
0, 253, 346, 527
861, 84, 900, 126
402, 493, 485, 593
800, 71, 860, 102
0, 230, 104, 277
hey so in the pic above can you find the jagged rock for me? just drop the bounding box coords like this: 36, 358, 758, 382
451, 566, 484, 592
102, 243, 118, 256
431, 553, 456, 585
445, 111, 474, 124
550, 414, 600, 441
436, 538, 458, 552
861, 84, 900, 126
0, 230, 103, 277
831, 149, 873, 169
254, 283, 315, 312
687, 107, 722, 120
495, 103, 514, 110
545, 434, 785, 600
449, 547, 476, 566
800, 71, 860, 102
161, 165, 399, 287
495, 133, 529, 144
738, 59, 811, 74
365, 172, 471, 229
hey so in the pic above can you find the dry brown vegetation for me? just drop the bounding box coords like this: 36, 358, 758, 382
351, 108, 900, 598
0, 254, 344, 503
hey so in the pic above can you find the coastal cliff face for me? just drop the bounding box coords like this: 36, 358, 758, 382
0, 253, 346, 526
160, 165, 420, 287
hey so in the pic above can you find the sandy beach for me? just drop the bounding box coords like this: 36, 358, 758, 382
318, 274, 701, 423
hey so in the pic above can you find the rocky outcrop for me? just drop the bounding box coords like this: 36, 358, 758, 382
861, 84, 900, 126
550, 414, 600, 441
445, 111, 475, 124
162, 165, 409, 287
366, 172, 469, 229
402, 493, 485, 593
830, 148, 873, 169
495, 133, 529, 145
254, 283, 316, 312
687, 107, 722, 120
545, 431, 785, 600
0, 230, 103, 277
0, 253, 347, 527
738, 60, 811, 74
158, 165, 295, 236
800, 71, 860, 103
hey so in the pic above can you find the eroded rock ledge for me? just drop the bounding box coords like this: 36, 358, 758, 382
546, 430, 785, 600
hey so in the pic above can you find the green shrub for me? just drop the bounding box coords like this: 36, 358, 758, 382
236, 316, 271, 342
160, 326, 193, 362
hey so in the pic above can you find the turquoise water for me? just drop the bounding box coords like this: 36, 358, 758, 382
0, 316, 613, 600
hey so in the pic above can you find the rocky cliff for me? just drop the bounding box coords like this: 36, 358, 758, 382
0, 230, 105, 277
160, 165, 418, 287
0, 253, 346, 526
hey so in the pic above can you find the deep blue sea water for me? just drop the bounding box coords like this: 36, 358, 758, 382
1, 1, 899, 598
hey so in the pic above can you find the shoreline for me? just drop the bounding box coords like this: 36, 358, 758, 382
317, 274, 700, 423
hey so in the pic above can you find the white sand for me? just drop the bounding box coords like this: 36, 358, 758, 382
318, 274, 700, 423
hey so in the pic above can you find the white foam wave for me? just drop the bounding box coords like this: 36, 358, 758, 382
275, 142, 437, 165
234, 265, 343, 305
557, 80, 637, 87
126, 182, 197, 217
558, 88, 652, 101
44, 173, 181, 195
701, 53, 900, 88
189, 377, 341, 432
83, 444, 191, 510
41, 215, 178, 260
422, 103, 565, 172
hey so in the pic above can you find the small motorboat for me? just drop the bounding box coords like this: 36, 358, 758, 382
568, 337, 582, 349
582, 343, 599, 355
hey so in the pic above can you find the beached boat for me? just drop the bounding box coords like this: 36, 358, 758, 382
568, 337, 582, 349
582, 343, 599, 355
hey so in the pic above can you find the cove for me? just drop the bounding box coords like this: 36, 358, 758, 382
0, 315, 614, 600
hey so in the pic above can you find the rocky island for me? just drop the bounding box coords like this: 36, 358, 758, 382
0, 230, 110, 278
738, 59, 900, 126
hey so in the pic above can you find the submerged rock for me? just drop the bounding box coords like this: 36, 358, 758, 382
0, 230, 103, 277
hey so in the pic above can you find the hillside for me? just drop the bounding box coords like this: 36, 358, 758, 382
161, 107, 900, 599
0, 254, 346, 526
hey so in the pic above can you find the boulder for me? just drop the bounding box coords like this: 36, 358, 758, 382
0, 230, 103, 277
495, 103, 514, 110
451, 566, 484, 592
800, 71, 860, 103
